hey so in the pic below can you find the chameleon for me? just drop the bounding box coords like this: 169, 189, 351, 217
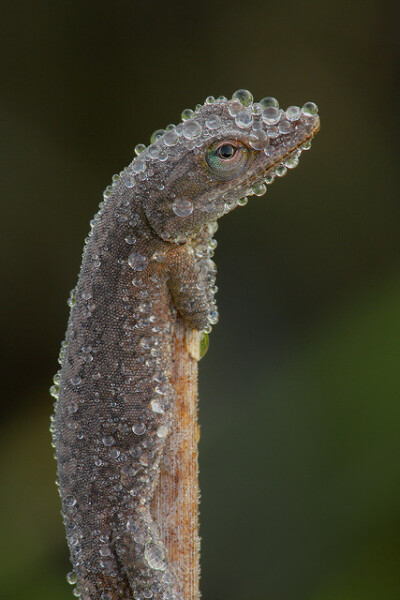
50, 89, 320, 600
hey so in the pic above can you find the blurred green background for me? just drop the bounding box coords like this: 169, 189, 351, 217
1, 1, 399, 599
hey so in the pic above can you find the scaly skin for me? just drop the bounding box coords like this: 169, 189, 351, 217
50, 91, 320, 600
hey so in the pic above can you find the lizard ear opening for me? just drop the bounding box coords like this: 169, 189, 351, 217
205, 140, 253, 182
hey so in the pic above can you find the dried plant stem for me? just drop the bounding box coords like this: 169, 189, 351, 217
151, 319, 201, 600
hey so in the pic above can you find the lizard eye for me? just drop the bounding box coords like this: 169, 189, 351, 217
217, 144, 237, 159
205, 141, 251, 181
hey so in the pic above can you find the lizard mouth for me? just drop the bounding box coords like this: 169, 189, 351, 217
241, 108, 320, 198
251, 115, 320, 189
216, 109, 320, 211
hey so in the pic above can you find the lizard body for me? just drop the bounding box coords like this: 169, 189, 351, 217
51, 91, 320, 600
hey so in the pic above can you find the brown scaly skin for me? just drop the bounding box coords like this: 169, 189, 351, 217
50, 91, 320, 600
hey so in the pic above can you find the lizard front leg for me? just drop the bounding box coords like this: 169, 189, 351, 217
167, 243, 213, 332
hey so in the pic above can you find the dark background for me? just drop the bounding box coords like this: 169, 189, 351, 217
1, 1, 399, 599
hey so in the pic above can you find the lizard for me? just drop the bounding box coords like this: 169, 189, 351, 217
50, 90, 320, 600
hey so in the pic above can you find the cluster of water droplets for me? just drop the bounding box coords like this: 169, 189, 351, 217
101, 89, 318, 229
221, 90, 318, 207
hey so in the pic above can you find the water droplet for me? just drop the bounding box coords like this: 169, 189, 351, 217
132, 160, 146, 174
181, 108, 194, 121
285, 105, 301, 121
103, 185, 113, 199
235, 109, 253, 129
248, 131, 269, 150
126, 519, 136, 533
208, 310, 219, 325
262, 107, 281, 126
182, 120, 202, 140
301, 139, 312, 150
172, 198, 194, 217
238, 197, 248, 206
232, 89, 253, 107
67, 289, 76, 307
148, 145, 161, 159
125, 235, 137, 245
278, 120, 292, 135
150, 129, 165, 144
228, 100, 242, 117
138, 301, 150, 313
152, 250, 166, 263
144, 542, 166, 571
276, 164, 287, 177
158, 148, 168, 161
155, 382, 169, 395
302, 101, 318, 116
151, 250, 166, 263
267, 125, 279, 139
70, 375, 82, 386
251, 103, 262, 115
265, 173, 275, 184
66, 571, 77, 585
284, 154, 300, 169
65, 495, 76, 507
164, 130, 179, 146
82, 291, 92, 300
140, 336, 154, 349
260, 96, 279, 109
102, 435, 115, 446
132, 423, 146, 435
128, 252, 148, 271
151, 400, 164, 414
139, 451, 152, 467
134, 143, 146, 156
124, 174, 136, 189
156, 426, 169, 438
134, 530, 146, 544
99, 545, 111, 557
205, 115, 221, 130
252, 182, 267, 196
49, 384, 59, 399
199, 331, 209, 359
109, 448, 120, 459
204, 201, 216, 213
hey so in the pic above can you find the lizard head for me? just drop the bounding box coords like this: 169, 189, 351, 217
122, 90, 320, 243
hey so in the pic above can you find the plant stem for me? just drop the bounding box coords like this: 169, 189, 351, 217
151, 319, 200, 600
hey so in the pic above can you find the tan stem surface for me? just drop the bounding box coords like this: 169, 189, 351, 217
151, 319, 201, 600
